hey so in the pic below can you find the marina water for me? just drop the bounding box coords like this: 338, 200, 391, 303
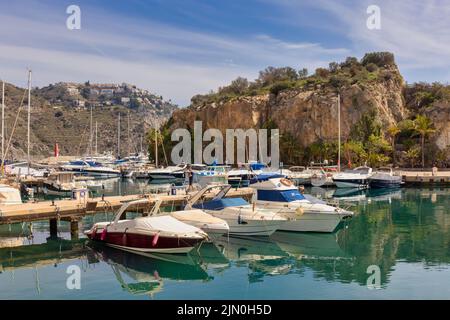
0, 179, 449, 299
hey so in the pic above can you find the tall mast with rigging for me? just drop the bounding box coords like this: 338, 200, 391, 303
337, 93, 341, 172
1, 80, 4, 176
27, 69, 31, 175
117, 113, 121, 158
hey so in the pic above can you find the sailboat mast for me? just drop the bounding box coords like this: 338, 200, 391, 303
95, 121, 98, 155
337, 93, 341, 172
155, 126, 158, 167
117, 113, 121, 158
27, 69, 31, 175
127, 111, 131, 156
1, 80, 4, 176
89, 105, 93, 157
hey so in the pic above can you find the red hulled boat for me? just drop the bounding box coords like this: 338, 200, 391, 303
85, 199, 208, 254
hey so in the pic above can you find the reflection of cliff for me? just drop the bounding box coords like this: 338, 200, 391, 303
0, 238, 87, 272
300, 188, 450, 287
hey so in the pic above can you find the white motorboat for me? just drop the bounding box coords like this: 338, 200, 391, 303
332, 166, 373, 188
148, 164, 186, 180
250, 178, 353, 232
85, 199, 208, 254
137, 198, 229, 238
42, 171, 88, 196
191, 164, 229, 187
186, 184, 286, 236
369, 167, 403, 188
61, 160, 121, 178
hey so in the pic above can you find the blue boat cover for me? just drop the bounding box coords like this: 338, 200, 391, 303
250, 162, 267, 170
193, 197, 249, 210
257, 189, 305, 202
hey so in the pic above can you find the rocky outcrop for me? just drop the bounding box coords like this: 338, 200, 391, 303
170, 67, 408, 148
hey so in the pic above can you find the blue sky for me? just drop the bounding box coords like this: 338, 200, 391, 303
1, 0, 449, 106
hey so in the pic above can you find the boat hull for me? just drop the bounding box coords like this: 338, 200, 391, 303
278, 212, 349, 233
369, 178, 402, 188
149, 173, 185, 180
333, 179, 369, 188
210, 216, 281, 236
87, 231, 202, 254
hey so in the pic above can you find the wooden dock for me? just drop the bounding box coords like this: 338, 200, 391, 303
0, 188, 255, 234
397, 170, 450, 185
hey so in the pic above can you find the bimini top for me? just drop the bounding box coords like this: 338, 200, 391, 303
193, 197, 249, 211
257, 189, 305, 202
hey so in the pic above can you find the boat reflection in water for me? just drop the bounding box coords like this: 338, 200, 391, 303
86, 242, 232, 296
213, 235, 293, 282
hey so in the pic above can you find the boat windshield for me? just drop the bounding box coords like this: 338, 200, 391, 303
257, 189, 305, 202
86, 161, 102, 167
193, 197, 249, 210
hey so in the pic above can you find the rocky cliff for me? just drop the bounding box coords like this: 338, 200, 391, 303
168, 53, 449, 166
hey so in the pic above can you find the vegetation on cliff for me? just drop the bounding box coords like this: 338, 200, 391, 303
163, 52, 449, 168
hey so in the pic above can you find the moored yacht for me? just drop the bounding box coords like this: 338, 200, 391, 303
148, 164, 186, 180
332, 166, 373, 188
250, 178, 353, 232
61, 160, 120, 178
186, 184, 286, 236
369, 167, 403, 188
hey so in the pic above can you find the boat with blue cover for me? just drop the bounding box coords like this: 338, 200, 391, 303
250, 178, 353, 232
61, 159, 121, 178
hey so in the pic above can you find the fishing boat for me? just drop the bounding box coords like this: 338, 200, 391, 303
369, 167, 403, 188
332, 166, 373, 188
61, 160, 121, 178
185, 184, 286, 236
85, 199, 208, 254
148, 164, 186, 180
42, 171, 87, 196
250, 177, 353, 232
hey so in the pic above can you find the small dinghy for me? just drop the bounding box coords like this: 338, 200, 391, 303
85, 199, 208, 254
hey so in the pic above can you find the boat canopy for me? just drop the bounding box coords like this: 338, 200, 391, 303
257, 189, 305, 202
193, 197, 249, 211
250, 162, 266, 170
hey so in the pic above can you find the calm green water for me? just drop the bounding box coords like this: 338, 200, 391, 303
0, 179, 449, 299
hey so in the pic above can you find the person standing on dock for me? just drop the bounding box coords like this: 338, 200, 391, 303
186, 165, 193, 191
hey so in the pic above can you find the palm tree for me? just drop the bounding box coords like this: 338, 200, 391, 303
412, 115, 436, 168
387, 124, 400, 166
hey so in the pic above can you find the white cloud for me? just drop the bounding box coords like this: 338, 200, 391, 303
0, 1, 349, 105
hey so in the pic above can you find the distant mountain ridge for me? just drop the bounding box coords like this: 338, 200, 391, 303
1, 81, 178, 159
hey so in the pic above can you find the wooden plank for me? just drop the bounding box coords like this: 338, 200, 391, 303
0, 187, 254, 224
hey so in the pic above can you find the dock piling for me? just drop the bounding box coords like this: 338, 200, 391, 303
49, 218, 58, 237
70, 219, 79, 240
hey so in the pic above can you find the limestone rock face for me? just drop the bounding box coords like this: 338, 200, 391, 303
425, 102, 450, 150
170, 73, 409, 148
